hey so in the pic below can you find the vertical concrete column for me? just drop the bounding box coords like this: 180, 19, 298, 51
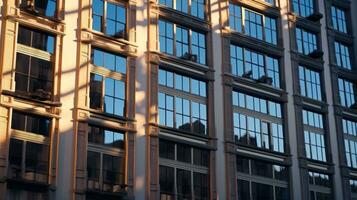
319, 0, 343, 199
280, 1, 302, 199
56, 1, 78, 199
210, 0, 226, 199
135, 0, 148, 198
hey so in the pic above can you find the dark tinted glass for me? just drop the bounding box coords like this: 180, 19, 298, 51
193, 172, 209, 199
15, 53, 54, 94
88, 126, 125, 149
25, 142, 49, 175
176, 169, 192, 199
236, 156, 249, 173
159, 165, 175, 195
102, 155, 124, 188
90, 73, 103, 109
252, 182, 274, 200
251, 159, 273, 178
159, 139, 175, 160
193, 148, 209, 167
9, 139, 23, 167
177, 143, 191, 163
18, 26, 54, 53
87, 151, 100, 180
237, 179, 250, 200
11, 111, 51, 136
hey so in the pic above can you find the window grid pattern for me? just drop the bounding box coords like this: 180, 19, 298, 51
302, 110, 326, 162
158, 0, 205, 19
229, 4, 277, 45
8, 111, 51, 183
158, 69, 207, 135
159, 140, 209, 200
92, 0, 126, 38
309, 171, 331, 199
338, 78, 356, 108
158, 20, 206, 65
343, 119, 357, 168
331, 6, 347, 33
292, 0, 314, 17
236, 157, 289, 200
296, 28, 317, 55
230, 44, 281, 88
90, 48, 127, 117
21, 0, 57, 18
232, 91, 282, 118
244, 10, 263, 40
16, 27, 55, 97
233, 113, 284, 153
299, 66, 322, 101
334, 41, 351, 70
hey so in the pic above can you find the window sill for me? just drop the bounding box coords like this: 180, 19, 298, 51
2, 90, 62, 107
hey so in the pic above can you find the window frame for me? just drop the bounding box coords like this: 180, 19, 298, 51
158, 19, 207, 65
229, 3, 278, 45
334, 41, 352, 70
8, 111, 52, 183
19, 0, 58, 19
15, 26, 56, 99
308, 171, 332, 199
298, 65, 322, 101
159, 140, 210, 200
91, 0, 128, 38
89, 47, 127, 117
230, 44, 281, 88
158, 68, 208, 136
338, 78, 356, 108
292, 0, 315, 17
331, 6, 347, 33
86, 125, 126, 193
158, 0, 206, 20
302, 109, 327, 162
236, 157, 289, 200
295, 27, 318, 56
232, 91, 285, 153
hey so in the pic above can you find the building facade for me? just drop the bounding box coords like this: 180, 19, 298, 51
0, 0, 356, 200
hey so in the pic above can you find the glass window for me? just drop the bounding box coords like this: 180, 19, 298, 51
176, 0, 188, 13
159, 0, 173, 8
237, 157, 289, 200
8, 139, 49, 183
16, 27, 55, 97
299, 66, 322, 101
338, 78, 356, 108
88, 125, 125, 149
158, 92, 174, 127
334, 41, 351, 70
229, 5, 277, 45
292, 0, 314, 17
158, 69, 207, 135
304, 131, 326, 162
159, 19, 174, 55
309, 171, 331, 199
232, 91, 282, 118
191, 0, 205, 19
230, 44, 280, 88
159, 139, 175, 160
159, 166, 175, 199
11, 111, 51, 136
92, 0, 126, 38
21, 0, 57, 18
331, 6, 347, 33
159, 20, 206, 65
350, 179, 357, 196
87, 151, 125, 192
245, 9, 263, 40
229, 4, 242, 32
296, 27, 317, 55
159, 141, 209, 199
158, 0, 205, 19
90, 48, 126, 116
343, 119, 357, 168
